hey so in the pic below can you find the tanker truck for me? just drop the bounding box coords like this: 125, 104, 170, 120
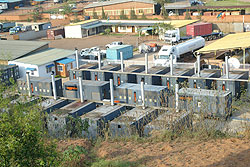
154, 36, 205, 67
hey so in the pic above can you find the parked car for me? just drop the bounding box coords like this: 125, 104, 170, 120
105, 41, 123, 49
9, 26, 21, 35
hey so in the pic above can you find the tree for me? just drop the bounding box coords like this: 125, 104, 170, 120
104, 28, 111, 35
153, 22, 174, 35
120, 10, 128, 20
61, 3, 73, 17
0, 84, 59, 166
130, 8, 137, 19
101, 7, 107, 19
185, 9, 192, 20
141, 11, 147, 20
32, 5, 43, 22
154, 0, 171, 18
93, 8, 98, 19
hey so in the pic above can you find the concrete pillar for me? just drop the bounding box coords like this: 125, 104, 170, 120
141, 81, 145, 109
197, 54, 200, 77
243, 48, 246, 68
26, 72, 32, 97
175, 83, 179, 112
75, 48, 79, 70
145, 53, 148, 74
120, 52, 124, 72
170, 54, 173, 76
98, 51, 101, 70
225, 55, 229, 79
51, 71, 57, 100
110, 79, 114, 106
79, 75, 84, 103
194, 61, 197, 74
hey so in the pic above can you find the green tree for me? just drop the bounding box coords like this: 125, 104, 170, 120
0, 84, 59, 167
154, 0, 171, 18
130, 8, 137, 19
101, 7, 107, 19
185, 9, 192, 20
153, 22, 174, 35
61, 3, 73, 17
120, 10, 128, 19
32, 5, 43, 22
93, 8, 98, 19
104, 28, 111, 35
141, 11, 147, 20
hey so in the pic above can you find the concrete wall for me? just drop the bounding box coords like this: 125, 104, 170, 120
15, 30, 48, 40
213, 23, 244, 33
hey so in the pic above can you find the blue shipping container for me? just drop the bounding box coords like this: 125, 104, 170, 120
106, 45, 133, 60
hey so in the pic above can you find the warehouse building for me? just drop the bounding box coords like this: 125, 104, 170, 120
64, 19, 105, 38
8, 48, 75, 78
0, 40, 49, 65
84, 0, 161, 17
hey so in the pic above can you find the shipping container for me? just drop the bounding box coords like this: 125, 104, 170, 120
81, 105, 126, 139
115, 83, 167, 107
47, 101, 96, 137
109, 107, 158, 137
90, 64, 121, 81
47, 28, 65, 40
189, 69, 221, 89
69, 63, 98, 80
162, 67, 195, 90
144, 110, 192, 136
217, 71, 249, 98
186, 23, 212, 37
63, 79, 110, 101
113, 65, 145, 86
17, 76, 63, 97
178, 88, 232, 119
106, 45, 133, 60
136, 66, 170, 85
0, 64, 19, 85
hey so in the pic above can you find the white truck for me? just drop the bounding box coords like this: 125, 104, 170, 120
164, 28, 222, 44
154, 37, 205, 67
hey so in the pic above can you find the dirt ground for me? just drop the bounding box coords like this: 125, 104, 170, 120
59, 138, 250, 167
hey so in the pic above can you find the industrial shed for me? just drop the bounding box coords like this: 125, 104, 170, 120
64, 20, 105, 38
8, 48, 75, 78
0, 40, 49, 65
197, 32, 250, 65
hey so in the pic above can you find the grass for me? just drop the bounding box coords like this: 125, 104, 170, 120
205, 0, 250, 6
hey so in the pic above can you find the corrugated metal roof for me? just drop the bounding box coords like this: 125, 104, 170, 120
13, 48, 74, 66
84, 0, 155, 9
198, 32, 250, 53
0, 40, 49, 61
101, 20, 198, 28
56, 58, 75, 64
164, 0, 191, 9
179, 88, 231, 97
66, 19, 98, 26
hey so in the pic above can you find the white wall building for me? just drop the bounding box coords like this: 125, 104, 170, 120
9, 48, 75, 78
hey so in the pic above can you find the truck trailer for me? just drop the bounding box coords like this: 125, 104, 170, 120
154, 37, 205, 67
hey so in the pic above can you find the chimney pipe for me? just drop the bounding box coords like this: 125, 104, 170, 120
141, 81, 145, 109
145, 53, 148, 74
98, 51, 101, 70
110, 79, 114, 106
51, 71, 57, 100
75, 48, 79, 70
26, 72, 32, 97
120, 52, 124, 72
79, 75, 84, 103
175, 83, 179, 112
197, 54, 200, 77
170, 53, 173, 76
225, 55, 229, 79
